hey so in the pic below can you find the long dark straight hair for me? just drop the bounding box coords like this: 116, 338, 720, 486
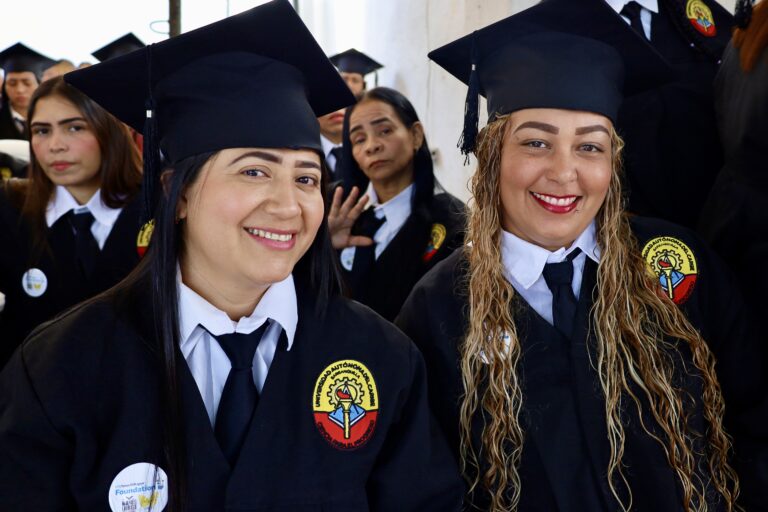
109, 148, 341, 510
339, 86, 436, 209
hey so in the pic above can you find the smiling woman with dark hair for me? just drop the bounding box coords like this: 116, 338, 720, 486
329, 86, 466, 321
0, 2, 462, 511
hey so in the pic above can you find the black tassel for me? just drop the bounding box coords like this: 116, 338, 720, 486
141, 44, 160, 225
734, 0, 754, 29
458, 33, 480, 161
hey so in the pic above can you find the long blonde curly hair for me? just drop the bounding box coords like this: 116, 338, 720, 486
460, 114, 740, 511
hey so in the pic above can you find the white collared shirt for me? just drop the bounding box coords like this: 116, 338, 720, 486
606, 0, 658, 40
500, 222, 601, 326
320, 134, 342, 171
45, 186, 123, 249
178, 274, 298, 426
9, 107, 25, 133
339, 183, 413, 269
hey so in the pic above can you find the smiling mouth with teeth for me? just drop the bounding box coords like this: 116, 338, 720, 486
531, 191, 579, 206
245, 228, 295, 242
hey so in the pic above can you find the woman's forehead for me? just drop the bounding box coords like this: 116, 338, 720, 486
508, 108, 613, 132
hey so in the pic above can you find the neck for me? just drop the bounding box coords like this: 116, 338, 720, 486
321, 130, 342, 145
372, 166, 414, 204
65, 183, 100, 206
180, 256, 269, 321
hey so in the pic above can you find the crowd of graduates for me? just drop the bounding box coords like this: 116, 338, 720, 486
0, 0, 766, 510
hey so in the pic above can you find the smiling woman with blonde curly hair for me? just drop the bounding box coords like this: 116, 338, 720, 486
397, 1, 768, 511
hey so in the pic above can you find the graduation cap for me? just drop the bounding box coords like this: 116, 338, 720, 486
428, 0, 673, 156
65, 0, 355, 221
92, 33, 145, 62
330, 48, 383, 77
0, 43, 56, 79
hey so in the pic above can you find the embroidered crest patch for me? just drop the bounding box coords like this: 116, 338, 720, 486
313, 359, 378, 450
136, 220, 155, 258
642, 236, 698, 305
686, 0, 717, 37
422, 223, 447, 263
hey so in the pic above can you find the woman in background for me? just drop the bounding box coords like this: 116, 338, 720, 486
329, 87, 465, 321
0, 76, 142, 366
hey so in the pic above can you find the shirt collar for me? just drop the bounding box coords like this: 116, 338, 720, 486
9, 107, 24, 122
320, 134, 340, 158
178, 272, 298, 354
501, 221, 601, 290
605, 0, 659, 14
45, 186, 122, 228
365, 182, 413, 225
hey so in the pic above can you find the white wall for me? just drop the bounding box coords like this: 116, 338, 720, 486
301, 0, 735, 202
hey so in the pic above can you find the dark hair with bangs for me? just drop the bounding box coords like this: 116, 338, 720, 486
17, 76, 141, 254
339, 86, 437, 208
108, 149, 341, 510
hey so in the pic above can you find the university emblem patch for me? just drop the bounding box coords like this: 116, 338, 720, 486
313, 359, 378, 450
686, 0, 717, 37
642, 236, 698, 305
136, 220, 155, 258
422, 223, 447, 263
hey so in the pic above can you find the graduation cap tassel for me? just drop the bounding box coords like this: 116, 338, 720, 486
141, 44, 160, 225
734, 0, 754, 29
458, 33, 480, 161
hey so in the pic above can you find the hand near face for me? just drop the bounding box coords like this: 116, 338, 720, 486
328, 186, 373, 250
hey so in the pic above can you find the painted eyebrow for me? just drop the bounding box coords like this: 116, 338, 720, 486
514, 121, 559, 134
229, 150, 321, 170
575, 125, 610, 136
29, 117, 87, 128
350, 116, 391, 134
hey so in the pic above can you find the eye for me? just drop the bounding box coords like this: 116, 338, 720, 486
379, 127, 393, 136
296, 175, 320, 187
579, 143, 603, 153
524, 140, 548, 149
351, 135, 365, 146
68, 124, 87, 133
242, 167, 267, 177
31, 127, 49, 136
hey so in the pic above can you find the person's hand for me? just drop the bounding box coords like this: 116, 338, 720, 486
328, 186, 374, 250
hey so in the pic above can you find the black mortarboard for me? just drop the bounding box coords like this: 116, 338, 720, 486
429, 0, 672, 155
92, 33, 145, 62
329, 48, 383, 76
0, 43, 56, 78
65, 0, 355, 221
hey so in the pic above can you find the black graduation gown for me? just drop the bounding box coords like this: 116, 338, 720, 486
0, 189, 143, 367
396, 216, 768, 511
0, 279, 463, 511
617, 0, 733, 229
341, 192, 465, 322
698, 41, 768, 361
0, 106, 25, 141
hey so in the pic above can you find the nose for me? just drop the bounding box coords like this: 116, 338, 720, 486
48, 129, 67, 153
545, 148, 577, 184
264, 177, 302, 220
364, 135, 382, 156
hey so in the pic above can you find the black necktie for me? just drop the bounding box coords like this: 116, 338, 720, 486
328, 146, 343, 173
213, 323, 268, 466
347, 208, 386, 297
543, 248, 582, 339
68, 211, 100, 278
621, 1, 648, 40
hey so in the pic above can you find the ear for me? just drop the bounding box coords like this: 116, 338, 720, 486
410, 121, 425, 151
